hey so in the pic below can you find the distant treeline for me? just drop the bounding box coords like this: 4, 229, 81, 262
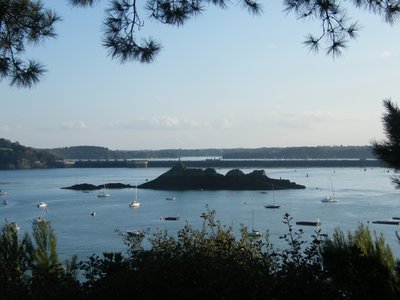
222, 146, 374, 159
48, 145, 374, 160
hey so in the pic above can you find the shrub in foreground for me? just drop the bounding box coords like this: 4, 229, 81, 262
1, 212, 400, 299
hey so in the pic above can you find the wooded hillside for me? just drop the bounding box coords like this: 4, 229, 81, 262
0, 138, 61, 169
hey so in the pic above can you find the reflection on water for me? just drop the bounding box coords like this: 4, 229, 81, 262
1, 167, 400, 259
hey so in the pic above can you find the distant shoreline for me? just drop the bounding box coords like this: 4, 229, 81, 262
70, 159, 384, 169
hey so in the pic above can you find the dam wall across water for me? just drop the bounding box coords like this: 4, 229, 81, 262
70, 159, 384, 169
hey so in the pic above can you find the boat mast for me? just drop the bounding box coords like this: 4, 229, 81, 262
329, 177, 335, 199
272, 184, 275, 205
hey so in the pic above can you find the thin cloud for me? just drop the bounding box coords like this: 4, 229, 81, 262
380, 50, 393, 59
0, 125, 10, 133
248, 111, 338, 130
279, 111, 336, 129
104, 116, 233, 131
155, 96, 167, 104
59, 121, 88, 130
211, 119, 233, 129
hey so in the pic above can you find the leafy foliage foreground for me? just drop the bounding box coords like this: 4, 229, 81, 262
1, 212, 400, 299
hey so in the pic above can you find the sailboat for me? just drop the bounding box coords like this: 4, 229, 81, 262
321, 177, 338, 203
247, 210, 263, 238
129, 186, 141, 208
264, 186, 280, 209
97, 184, 110, 198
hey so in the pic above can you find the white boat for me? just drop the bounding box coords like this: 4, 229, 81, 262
97, 191, 111, 198
248, 229, 263, 238
37, 202, 47, 208
321, 177, 339, 203
264, 186, 280, 209
97, 185, 110, 198
321, 195, 338, 203
247, 210, 263, 238
129, 201, 140, 208
129, 186, 140, 208
90, 211, 96, 216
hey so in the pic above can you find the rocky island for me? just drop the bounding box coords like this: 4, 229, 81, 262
138, 163, 305, 190
62, 183, 135, 191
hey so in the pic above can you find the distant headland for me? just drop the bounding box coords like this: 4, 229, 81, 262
138, 163, 305, 190
0, 138, 384, 170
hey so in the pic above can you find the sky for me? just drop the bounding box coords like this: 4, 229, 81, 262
2, 1, 400, 150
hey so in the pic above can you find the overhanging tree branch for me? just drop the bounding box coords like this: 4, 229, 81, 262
0, 0, 60, 88
2, 0, 400, 87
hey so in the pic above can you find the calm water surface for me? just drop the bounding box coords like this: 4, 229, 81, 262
1, 166, 400, 259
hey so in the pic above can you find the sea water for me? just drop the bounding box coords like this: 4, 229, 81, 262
1, 166, 400, 260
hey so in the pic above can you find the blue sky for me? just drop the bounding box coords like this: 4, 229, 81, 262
2, 1, 400, 150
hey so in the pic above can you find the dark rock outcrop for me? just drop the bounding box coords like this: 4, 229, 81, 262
62, 182, 135, 191
139, 163, 305, 190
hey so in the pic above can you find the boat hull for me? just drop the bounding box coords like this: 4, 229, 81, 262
372, 220, 400, 225
160, 216, 180, 221
265, 205, 280, 209
296, 221, 321, 227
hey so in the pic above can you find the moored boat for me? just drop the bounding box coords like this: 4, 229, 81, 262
37, 202, 47, 208
97, 184, 110, 197
247, 229, 263, 238
129, 201, 140, 208
97, 191, 110, 198
296, 219, 321, 227
126, 230, 145, 237
321, 195, 339, 203
321, 177, 338, 203
265, 204, 280, 209
160, 216, 180, 221
372, 220, 400, 225
129, 186, 141, 207
247, 210, 263, 238
264, 186, 280, 209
